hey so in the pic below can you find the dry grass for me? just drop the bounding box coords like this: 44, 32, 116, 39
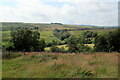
3, 52, 118, 78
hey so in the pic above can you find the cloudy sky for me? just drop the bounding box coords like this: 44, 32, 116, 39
0, 0, 119, 26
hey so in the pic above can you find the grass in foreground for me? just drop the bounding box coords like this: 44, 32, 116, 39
2, 52, 118, 78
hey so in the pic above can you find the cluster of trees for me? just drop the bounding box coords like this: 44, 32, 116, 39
82, 31, 98, 38
46, 39, 63, 47
5, 28, 120, 53
6, 30, 45, 52
82, 31, 98, 44
49, 35, 93, 53
94, 28, 120, 52
67, 36, 91, 53
53, 29, 71, 41
51, 29, 120, 53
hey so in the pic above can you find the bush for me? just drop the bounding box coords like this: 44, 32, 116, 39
50, 46, 66, 53
46, 40, 63, 47
5, 43, 15, 51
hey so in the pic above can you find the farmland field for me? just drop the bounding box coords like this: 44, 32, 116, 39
70, 28, 117, 36
2, 52, 118, 78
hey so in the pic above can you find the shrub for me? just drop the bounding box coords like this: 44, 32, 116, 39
50, 46, 66, 53
46, 40, 63, 47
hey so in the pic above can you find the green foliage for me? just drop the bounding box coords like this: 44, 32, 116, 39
108, 28, 120, 52
39, 39, 46, 51
94, 35, 109, 52
50, 46, 66, 53
81, 31, 98, 44
5, 42, 15, 51
11, 29, 41, 51
67, 36, 91, 53
53, 29, 71, 40
94, 28, 120, 52
82, 31, 98, 38
46, 39, 63, 47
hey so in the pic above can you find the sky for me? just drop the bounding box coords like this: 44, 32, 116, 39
0, 0, 119, 26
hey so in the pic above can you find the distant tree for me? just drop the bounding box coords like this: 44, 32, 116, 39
82, 31, 98, 44
53, 29, 71, 40
82, 31, 98, 38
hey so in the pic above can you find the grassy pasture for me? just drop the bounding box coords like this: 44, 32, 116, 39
70, 28, 116, 37
45, 44, 94, 51
2, 30, 55, 46
2, 52, 118, 78
45, 45, 68, 51
40, 30, 58, 42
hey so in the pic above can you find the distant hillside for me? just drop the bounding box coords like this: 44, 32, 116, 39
1, 22, 102, 31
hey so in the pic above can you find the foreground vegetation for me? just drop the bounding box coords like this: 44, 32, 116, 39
3, 52, 118, 78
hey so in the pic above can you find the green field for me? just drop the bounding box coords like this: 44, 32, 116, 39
3, 52, 118, 78
70, 28, 117, 37
2, 30, 55, 46
45, 45, 68, 51
45, 44, 94, 51
2, 22, 95, 30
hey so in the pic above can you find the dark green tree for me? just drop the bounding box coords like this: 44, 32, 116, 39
82, 31, 98, 38
11, 29, 41, 51
94, 35, 109, 52
107, 28, 120, 52
94, 28, 120, 52
39, 39, 46, 51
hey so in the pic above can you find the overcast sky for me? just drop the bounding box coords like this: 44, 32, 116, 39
0, 0, 119, 26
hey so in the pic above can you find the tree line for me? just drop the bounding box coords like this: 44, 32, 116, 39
4, 28, 120, 53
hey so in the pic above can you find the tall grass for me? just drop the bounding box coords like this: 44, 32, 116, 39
3, 52, 118, 78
